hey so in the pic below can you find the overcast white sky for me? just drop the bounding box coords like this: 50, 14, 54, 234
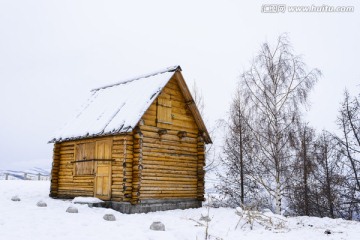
0, 0, 359, 170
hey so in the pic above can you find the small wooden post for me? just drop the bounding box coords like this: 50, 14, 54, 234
5, 173, 9, 180
24, 173, 27, 180
38, 173, 41, 180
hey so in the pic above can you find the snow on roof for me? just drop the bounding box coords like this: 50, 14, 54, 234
50, 66, 180, 142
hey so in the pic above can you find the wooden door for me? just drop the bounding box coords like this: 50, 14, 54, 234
94, 165, 111, 199
94, 140, 112, 200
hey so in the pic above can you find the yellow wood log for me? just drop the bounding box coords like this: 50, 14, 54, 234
142, 176, 197, 182
140, 193, 197, 198
142, 142, 197, 153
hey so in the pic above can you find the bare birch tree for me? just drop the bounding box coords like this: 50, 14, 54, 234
240, 34, 320, 214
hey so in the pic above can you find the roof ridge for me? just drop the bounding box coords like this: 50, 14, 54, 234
91, 65, 181, 92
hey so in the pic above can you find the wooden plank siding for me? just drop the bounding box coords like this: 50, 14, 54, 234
137, 76, 204, 200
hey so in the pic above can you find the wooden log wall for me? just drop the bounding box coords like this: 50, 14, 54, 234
56, 141, 93, 197
197, 135, 205, 201
115, 134, 133, 202
137, 76, 205, 200
111, 134, 133, 202
50, 135, 133, 201
131, 130, 143, 204
50, 143, 61, 197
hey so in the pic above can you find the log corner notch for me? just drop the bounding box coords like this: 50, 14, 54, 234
49, 143, 61, 198
132, 128, 144, 204
197, 132, 205, 201
177, 131, 187, 139
157, 129, 167, 136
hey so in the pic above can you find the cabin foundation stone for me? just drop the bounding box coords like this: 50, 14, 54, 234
91, 199, 202, 214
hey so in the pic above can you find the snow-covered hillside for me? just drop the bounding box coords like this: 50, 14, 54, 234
0, 167, 50, 180
0, 181, 359, 240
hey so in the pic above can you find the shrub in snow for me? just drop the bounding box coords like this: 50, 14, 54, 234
235, 205, 288, 232
103, 214, 116, 221
36, 200, 47, 207
150, 221, 165, 231
324, 229, 331, 235
199, 214, 211, 222
11, 196, 21, 201
66, 206, 78, 213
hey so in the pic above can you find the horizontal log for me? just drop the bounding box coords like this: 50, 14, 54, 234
140, 126, 198, 138
58, 185, 94, 190
140, 186, 197, 191
141, 182, 197, 188
60, 142, 75, 148
140, 190, 197, 195
142, 138, 197, 148
142, 168, 196, 175
140, 193, 197, 199
142, 142, 197, 153
60, 150, 75, 155
142, 176, 197, 182
141, 172, 196, 179
137, 151, 197, 160
113, 134, 132, 141
141, 146, 197, 156
143, 161, 197, 169
58, 183, 93, 190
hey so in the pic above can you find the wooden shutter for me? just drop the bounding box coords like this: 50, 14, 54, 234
75, 142, 95, 175
95, 140, 112, 160
157, 92, 172, 127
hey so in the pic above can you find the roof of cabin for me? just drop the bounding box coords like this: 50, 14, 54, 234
50, 66, 211, 143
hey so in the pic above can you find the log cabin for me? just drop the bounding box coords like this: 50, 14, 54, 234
49, 66, 212, 213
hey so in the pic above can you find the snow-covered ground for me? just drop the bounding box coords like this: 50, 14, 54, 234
0, 181, 359, 240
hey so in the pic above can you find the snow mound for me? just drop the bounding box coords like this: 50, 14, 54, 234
72, 197, 104, 204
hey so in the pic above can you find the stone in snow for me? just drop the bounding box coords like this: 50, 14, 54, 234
11, 196, 21, 201
103, 214, 116, 221
37, 201, 47, 207
66, 206, 78, 213
324, 229, 331, 234
150, 221, 165, 231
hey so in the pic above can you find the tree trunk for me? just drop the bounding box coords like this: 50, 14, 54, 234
324, 144, 335, 218
239, 107, 244, 204
275, 178, 281, 214
302, 132, 309, 216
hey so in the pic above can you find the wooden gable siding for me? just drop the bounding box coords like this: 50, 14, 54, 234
50, 134, 133, 202
136, 76, 205, 200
